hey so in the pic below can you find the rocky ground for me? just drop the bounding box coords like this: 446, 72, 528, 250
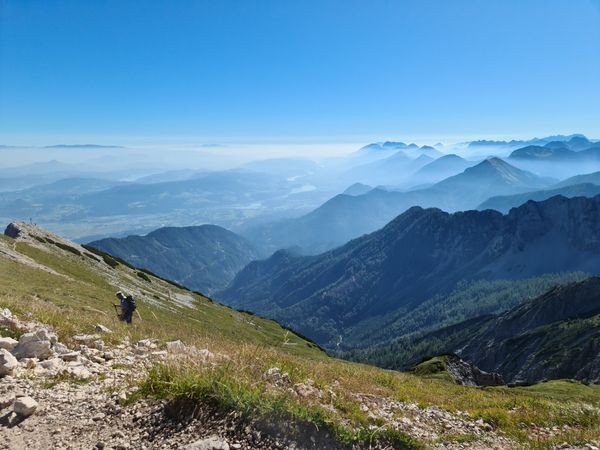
0, 308, 598, 450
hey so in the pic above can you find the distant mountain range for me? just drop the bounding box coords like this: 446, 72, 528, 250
478, 170, 600, 213
505, 137, 600, 179
45, 144, 124, 149
219, 195, 600, 349
509, 142, 600, 162
467, 134, 594, 150
89, 225, 259, 294
341, 151, 435, 186
342, 183, 373, 196
479, 183, 600, 213
243, 157, 554, 254
411, 154, 474, 184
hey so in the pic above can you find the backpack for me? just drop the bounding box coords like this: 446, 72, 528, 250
125, 295, 137, 312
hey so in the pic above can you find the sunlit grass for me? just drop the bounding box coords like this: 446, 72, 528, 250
1, 237, 599, 447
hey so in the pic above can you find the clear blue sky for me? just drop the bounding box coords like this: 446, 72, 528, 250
1, 0, 600, 146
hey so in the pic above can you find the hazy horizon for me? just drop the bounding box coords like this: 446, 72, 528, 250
2, 0, 600, 151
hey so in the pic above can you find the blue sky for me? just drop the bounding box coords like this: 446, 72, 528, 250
1, 0, 600, 147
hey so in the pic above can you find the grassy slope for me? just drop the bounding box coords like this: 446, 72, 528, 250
1, 233, 599, 448
0, 234, 322, 357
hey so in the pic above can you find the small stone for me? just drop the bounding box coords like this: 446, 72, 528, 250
53, 342, 70, 354
137, 339, 157, 349
40, 358, 64, 371
60, 352, 80, 362
294, 382, 322, 399
92, 412, 106, 421
263, 367, 290, 386
0, 337, 18, 352
179, 436, 230, 450
91, 355, 105, 364
66, 365, 92, 380
0, 348, 18, 376
72, 334, 101, 342
92, 340, 105, 351
95, 324, 113, 334
165, 340, 186, 353
0, 395, 14, 409
13, 396, 38, 417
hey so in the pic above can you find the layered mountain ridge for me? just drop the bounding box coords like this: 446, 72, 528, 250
244, 157, 552, 254
220, 195, 600, 348
89, 225, 260, 294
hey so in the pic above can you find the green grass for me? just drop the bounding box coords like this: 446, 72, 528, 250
1, 240, 323, 357
411, 355, 454, 382
140, 361, 424, 449
1, 234, 599, 448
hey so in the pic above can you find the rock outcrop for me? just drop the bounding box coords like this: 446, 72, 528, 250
443, 355, 504, 386
457, 277, 600, 384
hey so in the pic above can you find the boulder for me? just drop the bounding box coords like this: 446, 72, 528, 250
0, 337, 18, 352
179, 436, 230, 450
13, 396, 38, 417
4, 223, 21, 239
0, 349, 18, 376
12, 329, 54, 360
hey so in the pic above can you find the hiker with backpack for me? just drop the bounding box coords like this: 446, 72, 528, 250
115, 291, 137, 324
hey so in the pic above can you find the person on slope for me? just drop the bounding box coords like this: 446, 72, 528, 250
115, 291, 137, 325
